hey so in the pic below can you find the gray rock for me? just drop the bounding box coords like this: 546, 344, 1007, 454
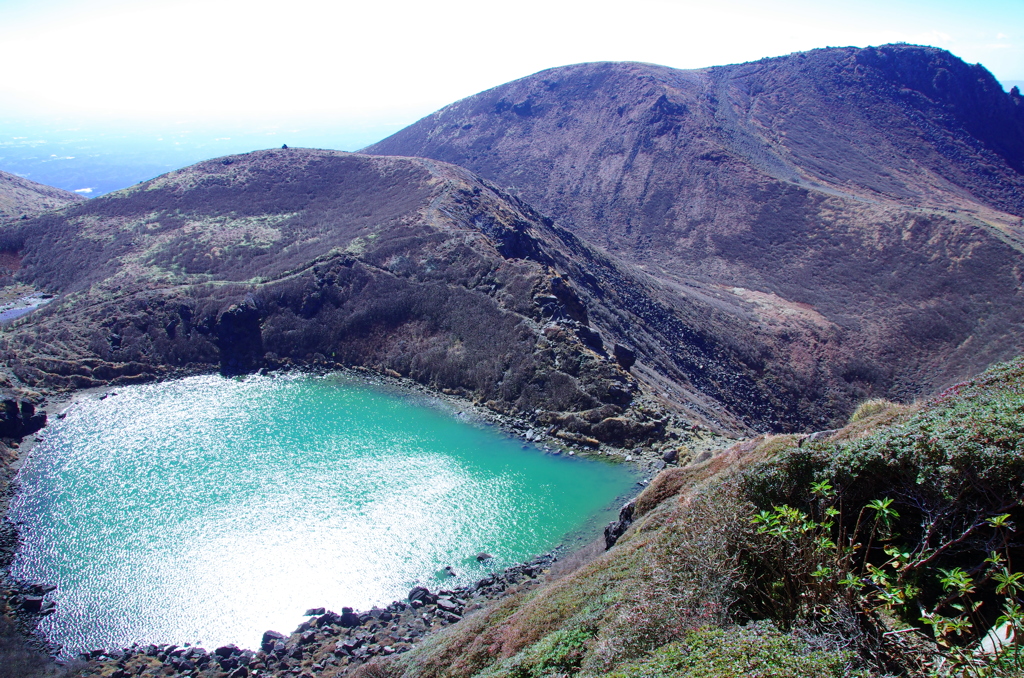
603, 499, 636, 549
340, 607, 360, 627
20, 595, 44, 613
436, 597, 462, 613
408, 586, 432, 603
261, 631, 285, 652
799, 429, 840, 447
613, 344, 636, 370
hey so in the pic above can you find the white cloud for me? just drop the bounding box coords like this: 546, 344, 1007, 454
74, 187, 93, 193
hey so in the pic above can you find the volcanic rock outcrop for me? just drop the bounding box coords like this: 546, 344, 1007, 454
1, 149, 819, 440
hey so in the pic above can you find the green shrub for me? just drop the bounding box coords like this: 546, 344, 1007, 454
503, 626, 595, 678
604, 623, 859, 678
736, 357, 1024, 673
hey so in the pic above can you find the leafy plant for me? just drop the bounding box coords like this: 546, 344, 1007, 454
738, 358, 1024, 674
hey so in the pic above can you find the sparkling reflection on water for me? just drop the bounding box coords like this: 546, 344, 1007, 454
9, 374, 633, 655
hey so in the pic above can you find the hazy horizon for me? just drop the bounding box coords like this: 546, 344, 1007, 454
2, 0, 1022, 196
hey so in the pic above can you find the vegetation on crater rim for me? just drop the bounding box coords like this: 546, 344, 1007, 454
354, 356, 1024, 677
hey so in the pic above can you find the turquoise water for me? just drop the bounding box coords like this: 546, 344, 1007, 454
8, 374, 634, 655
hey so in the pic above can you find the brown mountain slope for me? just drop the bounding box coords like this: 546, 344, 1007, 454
4, 147, 857, 438
366, 44, 1024, 407
0, 169, 84, 222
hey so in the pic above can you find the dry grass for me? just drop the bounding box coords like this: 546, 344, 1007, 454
832, 398, 917, 442
546, 538, 606, 581
348, 659, 405, 678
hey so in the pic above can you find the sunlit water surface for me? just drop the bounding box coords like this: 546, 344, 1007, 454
9, 374, 634, 655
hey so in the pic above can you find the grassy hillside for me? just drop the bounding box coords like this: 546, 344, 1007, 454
0, 170, 83, 224
356, 355, 1023, 677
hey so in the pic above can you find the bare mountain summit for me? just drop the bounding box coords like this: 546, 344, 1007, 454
367, 44, 1024, 411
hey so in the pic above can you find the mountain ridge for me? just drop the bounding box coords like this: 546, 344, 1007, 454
365, 43, 1024, 412
0, 169, 85, 223
3, 147, 809, 440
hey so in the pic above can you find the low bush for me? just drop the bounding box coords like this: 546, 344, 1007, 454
737, 357, 1024, 673
604, 623, 859, 678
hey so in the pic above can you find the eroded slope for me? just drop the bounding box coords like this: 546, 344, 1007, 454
0, 148, 851, 441
366, 44, 1024, 409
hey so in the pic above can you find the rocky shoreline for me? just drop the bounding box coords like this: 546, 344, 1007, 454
0, 366, 734, 677
69, 552, 560, 678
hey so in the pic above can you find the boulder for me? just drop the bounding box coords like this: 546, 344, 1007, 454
799, 429, 841, 447
20, 595, 44, 613
337, 607, 358, 627
261, 631, 285, 652
613, 343, 636, 370
304, 607, 325, 616
408, 586, 436, 604
315, 610, 342, 627
436, 597, 462, 614
576, 325, 605, 354
603, 499, 636, 549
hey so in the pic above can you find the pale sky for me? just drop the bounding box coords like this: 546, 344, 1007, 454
1, 0, 1022, 128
